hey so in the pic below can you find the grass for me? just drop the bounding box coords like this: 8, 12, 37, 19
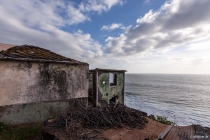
0, 122, 43, 140
149, 115, 176, 125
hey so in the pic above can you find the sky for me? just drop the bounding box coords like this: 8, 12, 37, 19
0, 0, 210, 74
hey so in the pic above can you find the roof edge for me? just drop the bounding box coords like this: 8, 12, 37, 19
0, 57, 89, 65
0, 44, 88, 65
90, 68, 127, 72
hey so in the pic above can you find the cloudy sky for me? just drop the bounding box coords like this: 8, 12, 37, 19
0, 0, 210, 74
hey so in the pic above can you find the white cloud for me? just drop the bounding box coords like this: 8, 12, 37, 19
0, 1, 65, 27
0, 0, 107, 62
144, 0, 150, 3
67, 4, 90, 25
79, 0, 124, 13
136, 10, 158, 24
0, 0, 126, 69
67, 0, 124, 25
101, 23, 125, 31
1, 0, 210, 74
187, 40, 210, 51
104, 0, 210, 57
165, 56, 210, 66
0, 0, 125, 27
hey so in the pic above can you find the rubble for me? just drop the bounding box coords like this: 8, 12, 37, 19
45, 102, 148, 139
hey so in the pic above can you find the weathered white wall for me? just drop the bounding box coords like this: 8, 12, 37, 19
0, 61, 89, 106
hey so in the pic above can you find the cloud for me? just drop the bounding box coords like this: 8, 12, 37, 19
165, 56, 209, 65
1, 0, 210, 73
101, 23, 125, 31
79, 0, 124, 13
0, 0, 125, 28
104, 0, 210, 56
66, 4, 90, 25
187, 40, 210, 51
0, 1, 65, 27
0, 0, 126, 69
144, 0, 150, 4
0, 0, 107, 62
136, 10, 158, 24
67, 0, 124, 25
65, 0, 124, 24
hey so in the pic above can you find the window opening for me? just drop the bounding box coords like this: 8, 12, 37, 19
109, 73, 117, 86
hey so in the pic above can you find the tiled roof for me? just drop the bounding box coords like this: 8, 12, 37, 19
0, 44, 88, 65
163, 125, 195, 140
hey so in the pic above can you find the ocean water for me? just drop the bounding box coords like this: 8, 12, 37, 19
124, 74, 210, 127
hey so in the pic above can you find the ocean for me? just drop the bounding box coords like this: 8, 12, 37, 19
124, 74, 210, 127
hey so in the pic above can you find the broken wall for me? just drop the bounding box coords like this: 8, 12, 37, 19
97, 71, 125, 107
0, 60, 89, 124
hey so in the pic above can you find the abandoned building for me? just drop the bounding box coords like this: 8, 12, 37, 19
89, 68, 126, 107
0, 43, 89, 124
0, 43, 127, 124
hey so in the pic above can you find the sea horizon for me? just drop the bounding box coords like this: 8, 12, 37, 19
124, 73, 210, 127
126, 73, 210, 75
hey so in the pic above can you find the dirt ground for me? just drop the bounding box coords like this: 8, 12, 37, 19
43, 117, 168, 140
98, 117, 168, 140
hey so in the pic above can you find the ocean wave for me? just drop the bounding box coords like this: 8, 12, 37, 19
125, 74, 210, 127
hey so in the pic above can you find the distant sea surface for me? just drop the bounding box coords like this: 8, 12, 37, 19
124, 74, 210, 127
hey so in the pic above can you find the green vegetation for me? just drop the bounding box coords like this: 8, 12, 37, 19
149, 115, 176, 125
0, 122, 42, 140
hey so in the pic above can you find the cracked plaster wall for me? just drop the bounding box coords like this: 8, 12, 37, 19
0, 60, 89, 124
97, 72, 124, 106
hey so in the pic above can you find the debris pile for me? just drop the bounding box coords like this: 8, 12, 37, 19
47, 102, 148, 139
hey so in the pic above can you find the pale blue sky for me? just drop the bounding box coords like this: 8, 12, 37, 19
0, 0, 210, 74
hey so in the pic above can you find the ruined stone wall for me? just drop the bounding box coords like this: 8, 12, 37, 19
0, 60, 89, 124
97, 71, 124, 106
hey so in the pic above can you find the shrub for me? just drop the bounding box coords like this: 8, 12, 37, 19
149, 115, 176, 125
0, 122, 42, 140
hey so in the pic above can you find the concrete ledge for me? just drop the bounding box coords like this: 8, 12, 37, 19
157, 125, 173, 140
0, 97, 88, 124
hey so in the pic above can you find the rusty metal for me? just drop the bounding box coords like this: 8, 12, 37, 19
163, 125, 195, 140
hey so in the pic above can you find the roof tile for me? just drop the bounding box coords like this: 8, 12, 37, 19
0, 44, 87, 65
